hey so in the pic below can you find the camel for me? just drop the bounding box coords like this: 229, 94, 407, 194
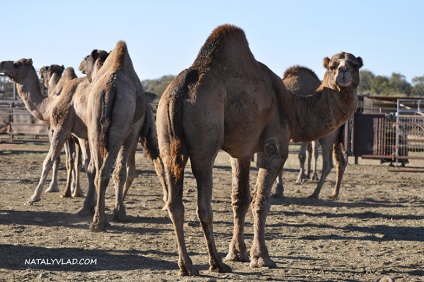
273, 66, 348, 199
81, 47, 168, 211
39, 64, 85, 198
156, 24, 362, 276
39, 64, 65, 194
40, 64, 64, 95
0, 46, 167, 232
0, 56, 108, 207
83, 41, 166, 231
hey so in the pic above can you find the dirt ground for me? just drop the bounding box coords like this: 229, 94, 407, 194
0, 142, 423, 282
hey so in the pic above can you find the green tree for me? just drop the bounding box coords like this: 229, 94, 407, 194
370, 75, 393, 95
389, 72, 411, 96
358, 69, 375, 94
411, 76, 424, 97
142, 75, 175, 95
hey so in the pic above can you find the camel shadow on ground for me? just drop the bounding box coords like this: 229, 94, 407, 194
0, 209, 171, 233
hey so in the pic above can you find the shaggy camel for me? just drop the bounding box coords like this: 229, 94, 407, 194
39, 64, 84, 198
39, 64, 65, 194
274, 66, 349, 199
84, 41, 168, 231
156, 24, 362, 276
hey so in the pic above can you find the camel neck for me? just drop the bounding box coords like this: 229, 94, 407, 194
288, 85, 357, 142
15, 71, 51, 122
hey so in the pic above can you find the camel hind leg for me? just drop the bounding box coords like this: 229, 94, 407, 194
226, 156, 251, 263
251, 139, 287, 268
310, 140, 319, 181
60, 138, 75, 198
190, 153, 232, 274
71, 137, 84, 198
112, 128, 139, 222
45, 127, 60, 193
162, 147, 197, 276
329, 140, 347, 200
309, 129, 338, 199
296, 142, 310, 183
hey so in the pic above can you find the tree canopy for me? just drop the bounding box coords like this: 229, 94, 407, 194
359, 70, 422, 97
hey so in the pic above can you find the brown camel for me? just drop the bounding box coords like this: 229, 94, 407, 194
84, 41, 163, 231
274, 66, 349, 199
156, 24, 362, 276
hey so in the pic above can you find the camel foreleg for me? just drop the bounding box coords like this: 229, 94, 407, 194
26, 130, 69, 205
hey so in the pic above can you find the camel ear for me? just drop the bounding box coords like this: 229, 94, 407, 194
60, 65, 65, 71
91, 49, 99, 60
323, 57, 330, 69
24, 58, 33, 65
98, 50, 109, 62
357, 57, 363, 68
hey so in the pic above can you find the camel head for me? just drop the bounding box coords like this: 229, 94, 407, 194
0, 58, 34, 83
79, 49, 109, 82
323, 52, 363, 92
39, 66, 48, 82
40, 64, 64, 87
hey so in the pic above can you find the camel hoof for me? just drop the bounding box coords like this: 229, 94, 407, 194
45, 186, 59, 193
249, 256, 277, 268
210, 262, 232, 273
89, 221, 110, 232
328, 194, 338, 200
25, 198, 40, 206
225, 251, 249, 262
60, 193, 72, 198
307, 194, 319, 199
178, 266, 200, 276
72, 190, 85, 198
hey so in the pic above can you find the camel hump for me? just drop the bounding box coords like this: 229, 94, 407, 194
63, 67, 77, 79
114, 40, 128, 57
101, 40, 129, 73
283, 66, 319, 82
193, 24, 251, 67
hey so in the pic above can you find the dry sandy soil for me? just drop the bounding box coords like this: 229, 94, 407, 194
0, 142, 423, 281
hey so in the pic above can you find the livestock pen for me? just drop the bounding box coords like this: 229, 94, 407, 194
352, 96, 424, 167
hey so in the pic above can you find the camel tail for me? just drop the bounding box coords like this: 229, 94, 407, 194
166, 68, 198, 181
98, 85, 117, 157
139, 103, 160, 160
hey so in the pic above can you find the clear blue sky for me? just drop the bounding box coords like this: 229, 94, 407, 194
2, 0, 423, 83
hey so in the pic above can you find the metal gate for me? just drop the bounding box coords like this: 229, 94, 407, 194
353, 98, 424, 166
